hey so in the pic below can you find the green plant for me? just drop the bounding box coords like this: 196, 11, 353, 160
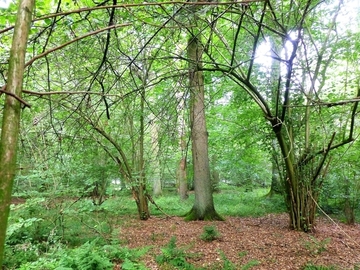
241, 259, 260, 270
59, 240, 113, 270
212, 251, 259, 270
3, 244, 39, 269
58, 239, 150, 270
103, 244, 150, 269
155, 236, 195, 269
238, 251, 247, 258
303, 236, 331, 256
302, 264, 337, 270
200, 225, 220, 242
219, 251, 236, 270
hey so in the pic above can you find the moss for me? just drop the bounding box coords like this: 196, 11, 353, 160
184, 206, 224, 221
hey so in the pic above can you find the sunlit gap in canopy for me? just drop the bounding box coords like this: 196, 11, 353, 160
0, 0, 11, 9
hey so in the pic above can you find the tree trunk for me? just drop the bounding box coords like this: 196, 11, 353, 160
343, 177, 355, 225
0, 0, 34, 264
135, 88, 150, 220
176, 92, 188, 200
210, 154, 220, 192
273, 118, 333, 231
150, 116, 162, 197
184, 36, 222, 221
267, 149, 283, 197
268, 167, 282, 196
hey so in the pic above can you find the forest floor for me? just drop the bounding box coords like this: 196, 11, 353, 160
117, 213, 360, 270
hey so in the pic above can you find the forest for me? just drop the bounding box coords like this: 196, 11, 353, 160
0, 0, 359, 269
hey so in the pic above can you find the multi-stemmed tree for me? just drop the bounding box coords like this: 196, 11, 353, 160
196, 0, 360, 231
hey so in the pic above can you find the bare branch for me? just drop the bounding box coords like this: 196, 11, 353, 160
24, 23, 131, 68
0, 86, 31, 108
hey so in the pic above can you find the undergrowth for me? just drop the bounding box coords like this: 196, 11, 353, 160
155, 236, 197, 270
5, 186, 353, 269
200, 225, 221, 242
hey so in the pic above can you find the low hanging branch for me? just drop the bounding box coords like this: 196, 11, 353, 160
0, 85, 31, 108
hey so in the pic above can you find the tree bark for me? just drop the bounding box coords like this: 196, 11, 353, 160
177, 158, 188, 200
0, 0, 34, 264
150, 115, 162, 197
176, 92, 188, 200
185, 36, 222, 221
267, 142, 283, 197
136, 88, 150, 220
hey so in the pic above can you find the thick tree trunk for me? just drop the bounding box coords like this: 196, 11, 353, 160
0, 0, 34, 265
184, 36, 222, 221
133, 184, 149, 220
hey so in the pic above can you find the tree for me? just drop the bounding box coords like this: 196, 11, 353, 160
201, 0, 359, 231
176, 91, 189, 200
185, 34, 222, 221
0, 0, 34, 264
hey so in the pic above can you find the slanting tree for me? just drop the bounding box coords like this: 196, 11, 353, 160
0, 0, 34, 264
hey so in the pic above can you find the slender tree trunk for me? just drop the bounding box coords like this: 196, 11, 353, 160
177, 158, 188, 200
185, 36, 222, 221
268, 163, 282, 196
343, 176, 355, 225
210, 154, 220, 192
0, 0, 34, 264
135, 89, 149, 220
150, 115, 162, 197
267, 141, 283, 197
176, 92, 188, 200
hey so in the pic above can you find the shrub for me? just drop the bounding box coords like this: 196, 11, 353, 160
155, 236, 195, 269
200, 225, 220, 242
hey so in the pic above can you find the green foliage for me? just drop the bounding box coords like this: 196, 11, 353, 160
200, 225, 220, 242
155, 236, 195, 269
218, 251, 236, 270
302, 264, 337, 270
59, 240, 114, 270
4, 194, 136, 268
241, 260, 260, 270
3, 244, 39, 269
303, 236, 331, 256
213, 187, 286, 217
6, 239, 150, 270
210, 251, 260, 270
101, 244, 150, 270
